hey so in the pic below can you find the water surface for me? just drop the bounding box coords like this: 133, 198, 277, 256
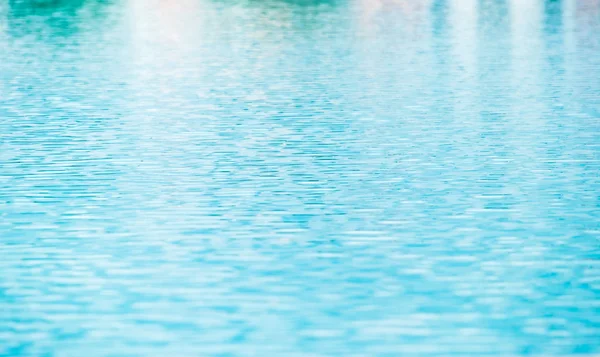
1, 0, 599, 355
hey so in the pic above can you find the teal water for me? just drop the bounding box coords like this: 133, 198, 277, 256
1, 0, 599, 356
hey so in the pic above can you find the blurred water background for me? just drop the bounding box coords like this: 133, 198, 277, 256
1, 0, 599, 355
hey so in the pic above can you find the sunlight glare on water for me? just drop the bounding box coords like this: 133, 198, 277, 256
0, 0, 599, 355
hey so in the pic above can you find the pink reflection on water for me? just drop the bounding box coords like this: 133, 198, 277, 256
357, 0, 433, 38
576, 0, 600, 23
574, 0, 600, 50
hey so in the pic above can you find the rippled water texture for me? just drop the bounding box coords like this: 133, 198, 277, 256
1, 0, 599, 355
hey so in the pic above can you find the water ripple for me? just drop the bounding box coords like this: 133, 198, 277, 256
1, 0, 599, 356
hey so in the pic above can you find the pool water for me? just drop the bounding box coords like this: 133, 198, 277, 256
1, 0, 599, 355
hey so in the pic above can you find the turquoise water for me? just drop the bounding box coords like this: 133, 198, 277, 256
1, 0, 599, 355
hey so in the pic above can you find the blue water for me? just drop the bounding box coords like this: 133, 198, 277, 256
1, 0, 599, 355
